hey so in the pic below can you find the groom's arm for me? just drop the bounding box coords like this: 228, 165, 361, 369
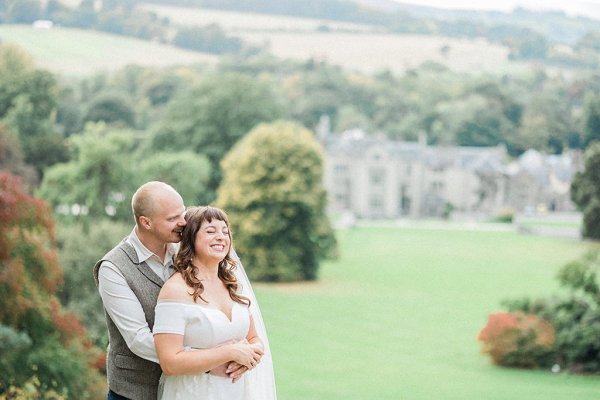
98, 261, 160, 363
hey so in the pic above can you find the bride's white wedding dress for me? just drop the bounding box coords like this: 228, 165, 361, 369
154, 256, 276, 400
154, 301, 250, 400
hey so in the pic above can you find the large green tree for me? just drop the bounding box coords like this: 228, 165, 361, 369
38, 122, 212, 221
37, 122, 138, 221
582, 93, 600, 146
137, 150, 212, 206
0, 44, 67, 175
571, 142, 600, 239
216, 121, 337, 282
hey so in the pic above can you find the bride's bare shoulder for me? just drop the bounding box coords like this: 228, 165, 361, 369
158, 272, 191, 301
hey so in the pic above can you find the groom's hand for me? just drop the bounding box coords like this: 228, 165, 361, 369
226, 362, 248, 383
208, 363, 230, 377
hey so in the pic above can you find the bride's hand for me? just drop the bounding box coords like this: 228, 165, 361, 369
228, 339, 262, 369
228, 343, 264, 383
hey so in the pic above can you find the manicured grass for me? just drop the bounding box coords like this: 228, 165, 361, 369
0, 25, 217, 75
253, 226, 599, 399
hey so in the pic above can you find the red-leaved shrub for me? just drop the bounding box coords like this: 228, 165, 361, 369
477, 311, 555, 368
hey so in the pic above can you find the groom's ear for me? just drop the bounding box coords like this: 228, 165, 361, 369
139, 215, 152, 230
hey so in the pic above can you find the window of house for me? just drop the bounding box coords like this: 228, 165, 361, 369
400, 185, 411, 214
370, 195, 383, 209
370, 168, 385, 186
334, 164, 349, 174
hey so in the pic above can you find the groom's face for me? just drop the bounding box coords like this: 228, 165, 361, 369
148, 191, 186, 244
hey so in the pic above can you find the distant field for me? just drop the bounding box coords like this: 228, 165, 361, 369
139, 3, 380, 33
0, 25, 217, 75
242, 32, 511, 74
255, 225, 599, 400
140, 3, 517, 74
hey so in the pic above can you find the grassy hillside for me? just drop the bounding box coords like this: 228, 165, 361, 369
139, 3, 379, 33
254, 224, 599, 399
139, 3, 521, 74
241, 31, 510, 74
0, 8, 527, 76
0, 25, 217, 75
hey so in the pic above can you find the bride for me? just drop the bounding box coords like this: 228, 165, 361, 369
153, 206, 276, 400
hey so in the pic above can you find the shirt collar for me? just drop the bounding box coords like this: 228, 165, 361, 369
128, 228, 178, 266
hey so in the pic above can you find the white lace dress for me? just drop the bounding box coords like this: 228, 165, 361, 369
153, 301, 251, 400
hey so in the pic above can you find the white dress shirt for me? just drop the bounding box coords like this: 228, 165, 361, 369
98, 228, 177, 363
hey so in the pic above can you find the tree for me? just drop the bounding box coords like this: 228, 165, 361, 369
0, 173, 62, 325
581, 93, 600, 146
0, 44, 67, 174
5, 0, 41, 23
37, 122, 138, 221
0, 172, 105, 397
571, 142, 600, 239
72, 0, 96, 28
143, 73, 183, 106
515, 97, 574, 153
285, 62, 356, 127
56, 219, 130, 347
216, 121, 337, 282
455, 99, 512, 147
137, 151, 212, 207
575, 30, 600, 53
83, 91, 136, 127
152, 73, 284, 202
173, 24, 243, 54
0, 124, 37, 188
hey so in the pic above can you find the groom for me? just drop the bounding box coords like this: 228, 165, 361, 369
94, 181, 247, 400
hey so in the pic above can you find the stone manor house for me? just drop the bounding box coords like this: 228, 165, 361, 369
319, 127, 581, 219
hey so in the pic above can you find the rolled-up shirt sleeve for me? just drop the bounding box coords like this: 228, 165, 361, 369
98, 261, 159, 364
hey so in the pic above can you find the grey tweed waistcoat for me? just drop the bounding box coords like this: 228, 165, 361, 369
93, 239, 165, 400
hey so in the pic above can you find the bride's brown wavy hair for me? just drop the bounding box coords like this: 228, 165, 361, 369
174, 206, 250, 306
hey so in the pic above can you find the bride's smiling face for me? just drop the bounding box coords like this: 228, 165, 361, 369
194, 218, 231, 263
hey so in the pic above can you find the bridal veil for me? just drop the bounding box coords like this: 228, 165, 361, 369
233, 251, 277, 400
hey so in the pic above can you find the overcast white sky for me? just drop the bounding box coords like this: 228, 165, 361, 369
394, 0, 600, 19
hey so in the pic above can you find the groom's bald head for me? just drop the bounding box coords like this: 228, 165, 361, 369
132, 181, 181, 224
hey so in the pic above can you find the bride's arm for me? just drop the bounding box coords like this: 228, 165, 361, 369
154, 276, 261, 376
154, 333, 258, 376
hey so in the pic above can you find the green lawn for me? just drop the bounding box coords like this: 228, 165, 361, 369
253, 226, 600, 399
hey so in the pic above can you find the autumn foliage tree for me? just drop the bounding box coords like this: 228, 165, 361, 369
0, 172, 105, 398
